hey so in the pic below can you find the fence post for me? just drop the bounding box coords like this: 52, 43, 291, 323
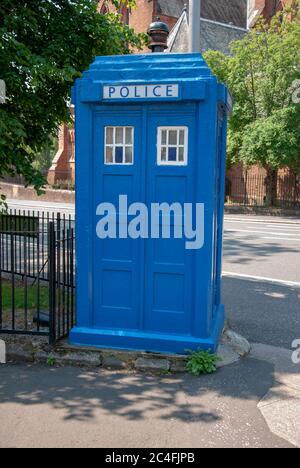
49, 222, 56, 344
0, 230, 2, 330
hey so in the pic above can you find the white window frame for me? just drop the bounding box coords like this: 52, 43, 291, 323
104, 126, 134, 165
157, 126, 188, 166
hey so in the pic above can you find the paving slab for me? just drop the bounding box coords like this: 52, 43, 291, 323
250, 343, 300, 447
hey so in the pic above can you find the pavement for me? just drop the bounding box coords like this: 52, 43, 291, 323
1, 203, 300, 448
0, 360, 294, 448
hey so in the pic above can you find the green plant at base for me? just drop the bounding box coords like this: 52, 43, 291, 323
47, 353, 56, 367
186, 349, 220, 376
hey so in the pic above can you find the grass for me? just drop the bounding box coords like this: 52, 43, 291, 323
1, 281, 49, 311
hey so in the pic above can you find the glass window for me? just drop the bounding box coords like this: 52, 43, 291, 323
157, 127, 188, 166
105, 127, 134, 165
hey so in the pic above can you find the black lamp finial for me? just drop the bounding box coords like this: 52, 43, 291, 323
147, 17, 170, 53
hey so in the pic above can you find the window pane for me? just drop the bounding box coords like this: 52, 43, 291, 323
125, 147, 133, 163
169, 130, 177, 146
168, 147, 177, 162
116, 128, 123, 144
161, 147, 167, 162
161, 130, 167, 145
106, 127, 113, 144
125, 128, 132, 145
115, 146, 123, 163
179, 130, 185, 146
106, 146, 113, 164
178, 147, 184, 162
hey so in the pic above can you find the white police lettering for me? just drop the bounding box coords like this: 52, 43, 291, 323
103, 84, 179, 100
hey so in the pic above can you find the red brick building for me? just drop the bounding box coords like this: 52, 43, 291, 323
248, 0, 294, 27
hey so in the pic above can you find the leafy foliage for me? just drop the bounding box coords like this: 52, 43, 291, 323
186, 349, 220, 376
240, 107, 300, 174
47, 353, 57, 367
204, 2, 300, 178
0, 0, 145, 192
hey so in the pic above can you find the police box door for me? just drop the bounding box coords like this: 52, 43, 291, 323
93, 105, 197, 337
93, 108, 143, 331
143, 106, 196, 336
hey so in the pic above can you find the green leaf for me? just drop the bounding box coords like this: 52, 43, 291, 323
204, 2, 300, 173
0, 0, 145, 192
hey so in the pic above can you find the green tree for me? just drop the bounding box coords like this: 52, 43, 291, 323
204, 2, 300, 205
0, 0, 145, 193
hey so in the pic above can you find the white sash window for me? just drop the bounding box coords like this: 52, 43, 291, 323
105, 126, 134, 165
157, 127, 188, 166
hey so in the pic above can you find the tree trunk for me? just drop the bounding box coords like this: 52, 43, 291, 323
264, 167, 278, 207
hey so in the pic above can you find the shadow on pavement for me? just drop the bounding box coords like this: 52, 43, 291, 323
223, 236, 299, 265
0, 359, 282, 424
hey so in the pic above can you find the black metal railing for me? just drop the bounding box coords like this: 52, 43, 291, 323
226, 174, 300, 209
0, 210, 75, 343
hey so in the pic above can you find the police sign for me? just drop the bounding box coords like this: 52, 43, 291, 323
103, 83, 179, 100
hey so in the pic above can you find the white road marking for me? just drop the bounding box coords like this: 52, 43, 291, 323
225, 221, 300, 229
266, 226, 300, 232
262, 237, 300, 242
226, 228, 300, 237
224, 232, 300, 242
223, 271, 300, 288
225, 217, 300, 226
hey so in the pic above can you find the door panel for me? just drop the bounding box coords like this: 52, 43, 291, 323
93, 110, 143, 330
144, 107, 196, 335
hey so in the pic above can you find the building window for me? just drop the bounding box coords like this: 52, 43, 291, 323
157, 127, 188, 166
105, 127, 134, 165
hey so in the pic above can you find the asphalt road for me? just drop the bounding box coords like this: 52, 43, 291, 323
223, 276, 300, 348
222, 215, 300, 348
223, 216, 300, 284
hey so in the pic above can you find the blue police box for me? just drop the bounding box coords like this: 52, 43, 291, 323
69, 53, 231, 354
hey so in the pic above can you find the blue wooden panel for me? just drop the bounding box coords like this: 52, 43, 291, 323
92, 110, 143, 330
143, 108, 195, 335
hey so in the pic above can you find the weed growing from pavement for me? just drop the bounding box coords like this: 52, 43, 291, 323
186, 349, 220, 376
47, 353, 56, 367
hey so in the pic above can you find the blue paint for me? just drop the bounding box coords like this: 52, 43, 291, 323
168, 147, 177, 161
115, 147, 123, 163
70, 53, 231, 355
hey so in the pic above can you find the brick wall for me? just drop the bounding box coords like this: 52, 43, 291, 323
47, 123, 74, 185
130, 0, 153, 37
250, 0, 294, 23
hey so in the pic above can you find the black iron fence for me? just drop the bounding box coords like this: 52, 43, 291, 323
226, 174, 300, 209
0, 210, 75, 343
